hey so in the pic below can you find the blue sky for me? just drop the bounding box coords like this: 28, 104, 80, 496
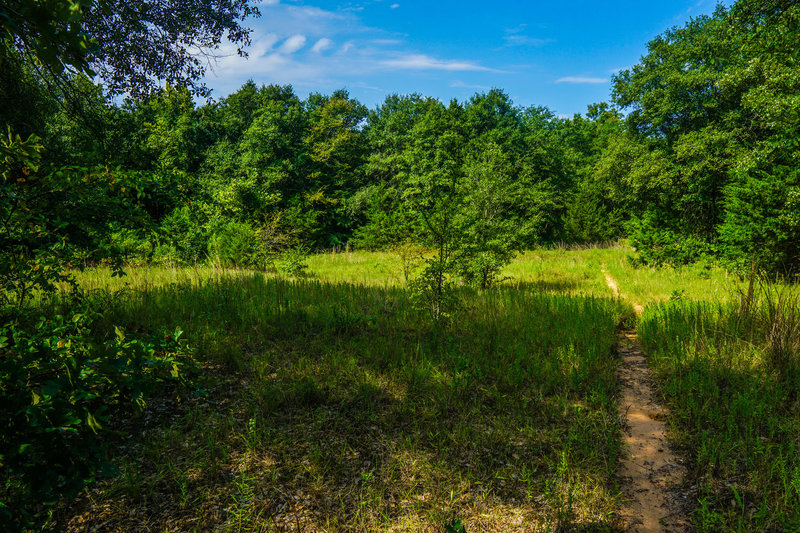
206, 0, 729, 116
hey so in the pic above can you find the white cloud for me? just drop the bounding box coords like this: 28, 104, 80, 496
294, 6, 345, 19
381, 54, 495, 72
503, 35, 554, 47
450, 80, 493, 91
311, 38, 334, 53
371, 39, 403, 46
555, 76, 609, 84
203, 2, 511, 99
500, 25, 553, 47
391, 3, 400, 8
279, 34, 307, 54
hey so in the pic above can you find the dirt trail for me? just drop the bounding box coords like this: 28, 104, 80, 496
603, 268, 690, 532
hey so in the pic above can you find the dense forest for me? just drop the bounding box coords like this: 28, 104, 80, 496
1, 0, 799, 529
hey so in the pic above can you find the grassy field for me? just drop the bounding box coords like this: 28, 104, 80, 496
639, 284, 800, 531
57, 250, 627, 531
50, 247, 800, 531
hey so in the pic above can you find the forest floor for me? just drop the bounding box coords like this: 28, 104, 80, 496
45, 247, 800, 532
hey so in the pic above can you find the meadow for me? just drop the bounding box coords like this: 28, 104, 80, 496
47, 247, 799, 532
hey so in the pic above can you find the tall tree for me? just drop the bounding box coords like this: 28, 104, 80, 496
1, 0, 260, 97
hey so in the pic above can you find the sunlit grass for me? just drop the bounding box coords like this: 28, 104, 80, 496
57, 259, 627, 531
639, 282, 800, 531
54, 247, 800, 531
602, 255, 741, 308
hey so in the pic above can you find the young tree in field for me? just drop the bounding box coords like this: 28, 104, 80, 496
455, 142, 520, 289
403, 100, 466, 318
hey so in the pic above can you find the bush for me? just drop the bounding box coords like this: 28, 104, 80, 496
105, 227, 153, 266
562, 184, 625, 244
207, 220, 261, 268
628, 213, 716, 267
158, 206, 209, 265
275, 245, 310, 277
0, 305, 195, 528
0, 132, 195, 528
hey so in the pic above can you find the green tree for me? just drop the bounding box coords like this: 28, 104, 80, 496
609, 2, 800, 269
455, 142, 521, 289
352, 94, 435, 248
2, 0, 259, 97
403, 100, 466, 317
303, 90, 368, 245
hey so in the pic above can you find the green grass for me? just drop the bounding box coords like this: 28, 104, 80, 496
56, 257, 628, 531
602, 254, 741, 308
638, 282, 800, 532
51, 247, 800, 531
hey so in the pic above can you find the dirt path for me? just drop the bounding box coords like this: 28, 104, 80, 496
603, 268, 690, 532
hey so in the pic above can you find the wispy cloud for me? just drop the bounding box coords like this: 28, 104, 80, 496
371, 39, 403, 46
206, 3, 508, 97
555, 76, 609, 84
311, 38, 334, 53
390, 3, 400, 8
501, 25, 554, 47
450, 80, 493, 90
504, 35, 554, 47
381, 54, 496, 72
279, 34, 307, 54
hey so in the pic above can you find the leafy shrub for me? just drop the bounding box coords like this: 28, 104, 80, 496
628, 213, 717, 267
158, 206, 209, 265
0, 129, 195, 528
276, 245, 310, 277
105, 227, 153, 266
207, 219, 261, 268
0, 306, 195, 528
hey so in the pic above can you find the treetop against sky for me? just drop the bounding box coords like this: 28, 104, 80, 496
205, 0, 731, 115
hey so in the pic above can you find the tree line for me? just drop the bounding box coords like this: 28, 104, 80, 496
5, 1, 798, 281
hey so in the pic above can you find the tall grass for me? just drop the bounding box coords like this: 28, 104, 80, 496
54, 267, 628, 531
639, 279, 800, 531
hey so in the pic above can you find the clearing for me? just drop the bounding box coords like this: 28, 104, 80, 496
47, 247, 800, 531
